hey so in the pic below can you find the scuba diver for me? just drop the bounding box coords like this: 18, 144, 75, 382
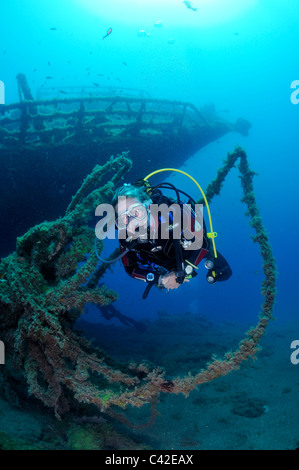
107, 177, 232, 299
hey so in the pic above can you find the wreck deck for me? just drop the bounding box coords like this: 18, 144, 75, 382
0, 92, 250, 257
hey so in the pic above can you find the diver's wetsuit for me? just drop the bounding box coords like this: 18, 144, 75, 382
119, 194, 232, 287
120, 223, 209, 285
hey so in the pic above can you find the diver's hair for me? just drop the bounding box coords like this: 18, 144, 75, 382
111, 183, 149, 208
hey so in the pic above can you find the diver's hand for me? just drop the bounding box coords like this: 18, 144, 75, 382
160, 272, 189, 290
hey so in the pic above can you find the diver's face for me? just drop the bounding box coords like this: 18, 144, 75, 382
115, 197, 148, 234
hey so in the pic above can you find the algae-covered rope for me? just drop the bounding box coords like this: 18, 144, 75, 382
0, 146, 277, 419
81, 145, 277, 416
169, 146, 277, 394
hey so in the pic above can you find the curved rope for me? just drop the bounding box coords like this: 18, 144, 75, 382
0, 146, 277, 419
89, 145, 277, 417
169, 146, 277, 395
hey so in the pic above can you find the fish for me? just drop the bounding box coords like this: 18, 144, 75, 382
92, 82, 99, 87
59, 90, 67, 94
97, 74, 104, 76
102, 28, 112, 40
122, 61, 127, 66
137, 30, 150, 37
45, 76, 53, 79
50, 27, 57, 31
183, 1, 197, 11
48, 61, 51, 67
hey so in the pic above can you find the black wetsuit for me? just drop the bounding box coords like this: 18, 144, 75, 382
119, 192, 232, 291
120, 223, 209, 285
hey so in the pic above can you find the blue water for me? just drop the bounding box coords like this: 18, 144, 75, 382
1, 0, 299, 450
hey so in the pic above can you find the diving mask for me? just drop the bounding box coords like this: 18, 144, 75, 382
115, 203, 149, 230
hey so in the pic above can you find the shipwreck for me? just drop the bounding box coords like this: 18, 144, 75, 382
0, 75, 277, 438
0, 74, 251, 256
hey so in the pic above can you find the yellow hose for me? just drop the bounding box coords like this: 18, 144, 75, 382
144, 168, 217, 258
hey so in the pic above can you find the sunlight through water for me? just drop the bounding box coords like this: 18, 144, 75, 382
74, 0, 258, 27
